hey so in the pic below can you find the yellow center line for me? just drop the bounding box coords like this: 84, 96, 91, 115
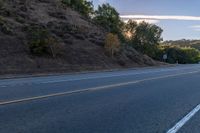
0, 70, 199, 106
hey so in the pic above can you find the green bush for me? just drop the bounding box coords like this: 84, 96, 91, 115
156, 46, 200, 64
61, 0, 94, 17
27, 26, 62, 57
0, 16, 13, 34
93, 3, 124, 36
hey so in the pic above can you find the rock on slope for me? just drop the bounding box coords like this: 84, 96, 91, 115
0, 0, 158, 74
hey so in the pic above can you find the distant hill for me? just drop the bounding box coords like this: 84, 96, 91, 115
0, 0, 160, 75
162, 39, 200, 50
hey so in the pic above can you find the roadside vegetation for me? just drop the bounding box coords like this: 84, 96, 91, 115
105, 33, 120, 57
158, 43, 200, 64
27, 25, 62, 58
0, 0, 4, 9
61, 0, 94, 17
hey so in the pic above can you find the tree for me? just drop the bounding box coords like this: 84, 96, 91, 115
93, 3, 123, 35
124, 20, 137, 33
130, 21, 163, 57
61, 0, 94, 17
27, 26, 62, 57
166, 47, 200, 64
105, 33, 120, 57
124, 20, 137, 40
79, 0, 94, 17
155, 45, 200, 64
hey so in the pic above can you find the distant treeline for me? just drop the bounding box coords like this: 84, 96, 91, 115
155, 45, 200, 64
162, 39, 200, 51
158, 40, 200, 64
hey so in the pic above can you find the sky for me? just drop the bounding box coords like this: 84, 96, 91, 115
92, 0, 200, 40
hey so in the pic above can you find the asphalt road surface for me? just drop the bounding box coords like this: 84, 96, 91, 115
1, 65, 200, 133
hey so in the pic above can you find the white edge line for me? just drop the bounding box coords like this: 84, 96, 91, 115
0, 70, 199, 106
167, 104, 200, 133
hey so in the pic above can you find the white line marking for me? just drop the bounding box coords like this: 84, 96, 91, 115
167, 104, 200, 133
0, 70, 199, 106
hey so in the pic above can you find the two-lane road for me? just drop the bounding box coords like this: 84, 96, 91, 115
1, 65, 200, 133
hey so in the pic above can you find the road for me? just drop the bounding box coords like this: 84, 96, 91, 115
1, 64, 200, 133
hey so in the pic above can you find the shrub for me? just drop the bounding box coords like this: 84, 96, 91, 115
27, 26, 62, 57
105, 33, 120, 57
61, 0, 94, 17
0, 0, 4, 9
179, 47, 200, 63
156, 46, 200, 64
46, 37, 64, 58
15, 17, 25, 24
0, 16, 13, 35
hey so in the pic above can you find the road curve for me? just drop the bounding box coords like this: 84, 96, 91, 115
1, 64, 200, 133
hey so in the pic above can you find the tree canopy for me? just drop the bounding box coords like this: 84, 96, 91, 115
62, 0, 94, 17
93, 3, 123, 35
125, 20, 163, 57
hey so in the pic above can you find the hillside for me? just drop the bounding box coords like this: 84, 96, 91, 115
0, 0, 160, 75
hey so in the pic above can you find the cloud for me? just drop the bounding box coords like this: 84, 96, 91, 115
123, 19, 160, 24
190, 25, 200, 28
120, 15, 200, 21
189, 25, 200, 31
